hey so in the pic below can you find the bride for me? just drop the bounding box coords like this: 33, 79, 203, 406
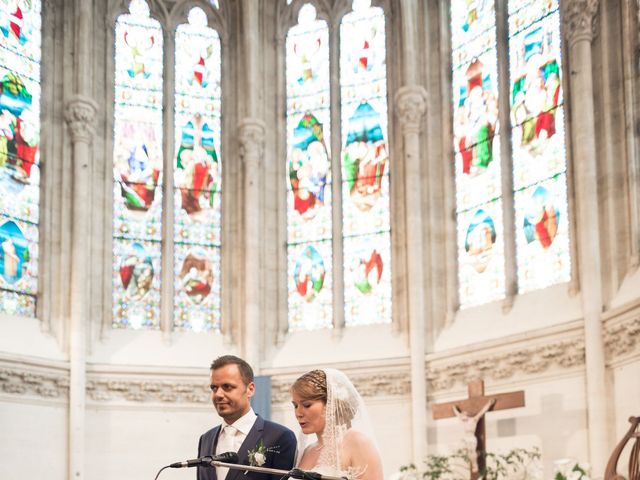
290, 369, 384, 480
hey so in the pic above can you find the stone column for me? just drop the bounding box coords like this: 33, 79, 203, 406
241, 0, 260, 118
237, 0, 264, 365
395, 85, 428, 464
400, 0, 420, 85
238, 119, 265, 368
329, 17, 345, 332
64, 95, 97, 480
561, 0, 609, 474
64, 1, 97, 479
160, 28, 175, 337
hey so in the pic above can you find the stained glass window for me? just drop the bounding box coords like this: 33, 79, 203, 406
508, 0, 571, 292
173, 7, 222, 332
285, 0, 391, 331
340, 0, 391, 326
451, 0, 571, 307
112, 0, 163, 329
0, 0, 42, 317
451, 0, 505, 308
286, 4, 332, 331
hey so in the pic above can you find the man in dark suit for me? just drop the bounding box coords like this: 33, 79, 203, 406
197, 355, 297, 480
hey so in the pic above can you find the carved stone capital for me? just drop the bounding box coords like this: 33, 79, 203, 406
64, 95, 98, 144
395, 85, 428, 134
238, 118, 266, 165
561, 0, 600, 46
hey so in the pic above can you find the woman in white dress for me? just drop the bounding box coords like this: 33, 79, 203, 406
290, 369, 383, 480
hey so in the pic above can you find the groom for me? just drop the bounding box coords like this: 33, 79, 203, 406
197, 355, 297, 480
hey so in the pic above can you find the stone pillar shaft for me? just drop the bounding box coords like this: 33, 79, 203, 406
65, 1, 97, 478
64, 94, 97, 480
160, 30, 175, 336
329, 20, 345, 331
396, 85, 428, 464
562, 0, 609, 474
398, 0, 428, 462
238, 118, 266, 368
400, 0, 419, 85
242, 0, 259, 118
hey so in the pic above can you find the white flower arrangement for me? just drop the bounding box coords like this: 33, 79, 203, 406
552, 459, 591, 480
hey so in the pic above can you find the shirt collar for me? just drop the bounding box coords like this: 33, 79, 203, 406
223, 408, 257, 436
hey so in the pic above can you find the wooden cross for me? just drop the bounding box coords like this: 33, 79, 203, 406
431, 379, 525, 480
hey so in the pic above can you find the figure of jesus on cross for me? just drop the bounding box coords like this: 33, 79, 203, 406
432, 379, 525, 480
453, 398, 496, 473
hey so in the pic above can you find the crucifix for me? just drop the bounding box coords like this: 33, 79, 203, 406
431, 379, 525, 480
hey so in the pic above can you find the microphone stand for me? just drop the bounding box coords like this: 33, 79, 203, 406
210, 460, 348, 480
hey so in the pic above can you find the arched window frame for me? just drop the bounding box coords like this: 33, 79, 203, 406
275, 0, 405, 338
103, 0, 233, 337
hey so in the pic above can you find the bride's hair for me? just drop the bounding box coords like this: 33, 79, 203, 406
291, 369, 326, 402
291, 369, 358, 426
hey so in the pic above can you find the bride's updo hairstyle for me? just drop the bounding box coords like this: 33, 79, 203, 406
291, 369, 358, 425
291, 369, 327, 402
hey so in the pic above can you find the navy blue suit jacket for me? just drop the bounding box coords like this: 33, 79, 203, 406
197, 416, 297, 480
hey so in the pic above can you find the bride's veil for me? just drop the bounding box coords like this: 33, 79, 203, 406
296, 368, 378, 476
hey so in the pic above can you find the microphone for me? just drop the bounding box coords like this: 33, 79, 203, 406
208, 452, 239, 465
169, 452, 239, 468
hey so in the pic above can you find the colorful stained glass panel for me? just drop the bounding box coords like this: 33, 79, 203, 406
509, 1, 566, 190
340, 1, 391, 326
286, 4, 333, 331
113, 239, 161, 329
288, 241, 332, 331
173, 7, 221, 332
451, 0, 504, 307
509, 0, 570, 292
514, 174, 571, 291
457, 200, 506, 307
0, 0, 41, 317
112, 0, 163, 329
343, 232, 391, 326
451, 0, 497, 51
452, 49, 501, 212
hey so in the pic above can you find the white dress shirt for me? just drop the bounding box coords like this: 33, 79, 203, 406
215, 409, 257, 479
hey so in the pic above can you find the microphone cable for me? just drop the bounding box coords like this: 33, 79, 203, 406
153, 465, 170, 480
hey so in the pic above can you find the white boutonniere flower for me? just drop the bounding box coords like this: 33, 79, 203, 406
247, 439, 279, 467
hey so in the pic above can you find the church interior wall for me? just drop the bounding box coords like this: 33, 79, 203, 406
84, 405, 212, 480
436, 285, 584, 352
0, 315, 66, 360
86, 330, 232, 368
0, 400, 67, 480
267, 323, 409, 368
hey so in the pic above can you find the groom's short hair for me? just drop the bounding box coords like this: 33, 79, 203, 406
210, 355, 254, 385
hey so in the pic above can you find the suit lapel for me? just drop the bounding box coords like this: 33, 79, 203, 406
226, 416, 264, 480
209, 426, 222, 480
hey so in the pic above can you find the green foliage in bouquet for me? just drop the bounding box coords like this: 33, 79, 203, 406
392, 447, 542, 480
